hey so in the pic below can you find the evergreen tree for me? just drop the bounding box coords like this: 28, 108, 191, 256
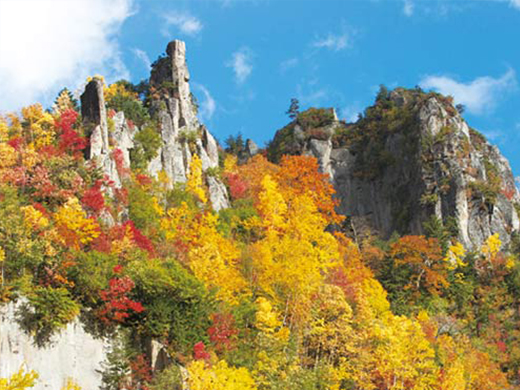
286, 98, 300, 120
225, 133, 245, 155
52, 88, 79, 114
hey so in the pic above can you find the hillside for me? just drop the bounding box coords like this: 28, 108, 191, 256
1, 40, 520, 390
269, 87, 520, 250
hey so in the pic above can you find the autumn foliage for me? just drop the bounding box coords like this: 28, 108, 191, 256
98, 272, 144, 324
1, 87, 519, 390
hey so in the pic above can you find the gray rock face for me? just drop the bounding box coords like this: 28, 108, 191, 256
147, 40, 228, 210
306, 138, 333, 177
207, 176, 230, 212
81, 78, 109, 158
246, 139, 260, 157
0, 300, 110, 390
414, 97, 519, 248
81, 78, 124, 188
112, 111, 136, 169
271, 91, 519, 249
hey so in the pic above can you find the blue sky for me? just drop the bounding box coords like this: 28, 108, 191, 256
1, 0, 520, 174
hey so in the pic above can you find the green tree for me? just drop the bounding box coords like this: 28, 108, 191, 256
286, 98, 300, 120
225, 133, 245, 156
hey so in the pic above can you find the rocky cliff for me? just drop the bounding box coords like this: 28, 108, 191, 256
81, 40, 229, 211
269, 88, 520, 249
0, 300, 109, 390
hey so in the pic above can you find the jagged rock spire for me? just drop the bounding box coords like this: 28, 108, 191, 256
81, 78, 109, 159
81, 40, 229, 211
148, 40, 227, 210
80, 77, 122, 190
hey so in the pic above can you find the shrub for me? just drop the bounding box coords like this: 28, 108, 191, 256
68, 251, 119, 306
56, 109, 87, 155
178, 129, 198, 146
224, 173, 249, 200
81, 180, 105, 213
150, 364, 183, 390
218, 199, 258, 241
130, 124, 162, 171
266, 124, 302, 163
306, 127, 330, 140
470, 128, 487, 150
296, 108, 335, 129
0, 367, 39, 390
22, 287, 80, 344
105, 81, 150, 128
97, 274, 144, 325
128, 183, 161, 231
126, 258, 214, 353
166, 183, 199, 210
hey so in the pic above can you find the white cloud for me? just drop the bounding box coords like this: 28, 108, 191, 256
227, 48, 253, 84
409, 0, 520, 16
193, 83, 216, 122
280, 57, 299, 72
312, 32, 350, 51
482, 129, 504, 142
488, 0, 520, 9
133, 48, 151, 70
296, 84, 328, 106
218, 0, 268, 7
420, 69, 517, 114
0, 0, 133, 111
162, 12, 203, 37
403, 0, 414, 16
340, 104, 363, 123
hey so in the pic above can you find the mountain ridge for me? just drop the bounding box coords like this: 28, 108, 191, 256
2, 39, 520, 390
267, 86, 520, 249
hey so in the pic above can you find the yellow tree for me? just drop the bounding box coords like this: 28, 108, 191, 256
188, 360, 257, 390
161, 203, 247, 304
0, 367, 38, 390
251, 174, 339, 324
54, 197, 100, 249
480, 233, 502, 272
390, 235, 448, 295
435, 333, 508, 390
444, 241, 467, 270
0, 116, 9, 143
21, 104, 55, 149
187, 154, 207, 204
52, 89, 77, 115
348, 313, 438, 390
305, 285, 355, 366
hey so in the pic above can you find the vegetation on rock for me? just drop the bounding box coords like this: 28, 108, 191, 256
2, 72, 520, 390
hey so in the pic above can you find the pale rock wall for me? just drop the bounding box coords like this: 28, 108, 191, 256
0, 301, 110, 390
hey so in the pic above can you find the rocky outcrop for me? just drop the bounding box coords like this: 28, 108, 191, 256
246, 139, 260, 157
81, 40, 229, 211
112, 111, 137, 169
148, 40, 229, 210
0, 300, 110, 390
269, 89, 519, 249
81, 78, 122, 188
